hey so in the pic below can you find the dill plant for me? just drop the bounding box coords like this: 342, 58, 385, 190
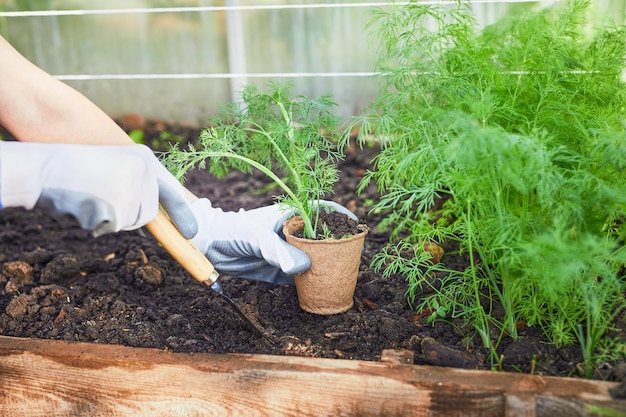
163, 82, 343, 239
352, 0, 626, 371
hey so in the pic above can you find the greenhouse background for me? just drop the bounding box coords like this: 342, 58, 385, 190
1, 0, 624, 124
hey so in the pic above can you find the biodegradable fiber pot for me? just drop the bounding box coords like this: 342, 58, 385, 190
283, 216, 368, 315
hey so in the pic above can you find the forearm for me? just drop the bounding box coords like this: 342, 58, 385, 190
0, 35, 131, 145
0, 36, 198, 203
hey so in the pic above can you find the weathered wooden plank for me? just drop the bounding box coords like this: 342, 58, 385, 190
0, 336, 623, 417
536, 395, 626, 417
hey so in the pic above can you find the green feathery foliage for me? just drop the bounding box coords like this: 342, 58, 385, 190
349, 0, 626, 372
163, 82, 343, 239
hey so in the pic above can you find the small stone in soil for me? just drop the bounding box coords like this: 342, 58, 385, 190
3, 261, 35, 294
85, 273, 120, 292
39, 254, 81, 284
3, 261, 34, 286
5, 293, 36, 319
135, 264, 164, 286
19, 248, 53, 265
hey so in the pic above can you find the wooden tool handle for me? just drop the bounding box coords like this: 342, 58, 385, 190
145, 211, 219, 284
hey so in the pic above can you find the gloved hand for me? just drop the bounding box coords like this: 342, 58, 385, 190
0, 141, 197, 238
190, 199, 357, 285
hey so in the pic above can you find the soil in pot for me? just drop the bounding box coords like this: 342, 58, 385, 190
283, 212, 368, 315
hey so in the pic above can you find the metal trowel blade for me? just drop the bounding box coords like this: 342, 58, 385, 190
207, 280, 277, 345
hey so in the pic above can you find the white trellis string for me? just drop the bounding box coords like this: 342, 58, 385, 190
53, 72, 380, 81
52, 69, 603, 82
0, 0, 542, 17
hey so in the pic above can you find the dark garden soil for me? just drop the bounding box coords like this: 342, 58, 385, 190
290, 211, 362, 240
1, 119, 625, 385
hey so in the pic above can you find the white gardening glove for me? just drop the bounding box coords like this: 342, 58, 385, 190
0, 141, 197, 238
190, 199, 357, 285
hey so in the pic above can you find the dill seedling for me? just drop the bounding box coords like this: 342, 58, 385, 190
351, 0, 626, 368
163, 82, 343, 239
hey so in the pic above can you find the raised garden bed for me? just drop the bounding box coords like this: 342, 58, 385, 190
1, 335, 624, 416
0, 122, 625, 415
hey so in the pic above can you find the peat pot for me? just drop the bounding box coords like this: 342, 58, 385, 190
283, 215, 368, 315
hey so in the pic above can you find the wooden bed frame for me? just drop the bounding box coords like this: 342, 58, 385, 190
0, 335, 624, 416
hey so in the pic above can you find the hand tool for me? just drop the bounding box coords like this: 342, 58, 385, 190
145, 211, 276, 344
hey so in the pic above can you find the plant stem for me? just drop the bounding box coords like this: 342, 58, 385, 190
247, 123, 305, 194
275, 100, 319, 234
200, 150, 315, 238
465, 200, 498, 356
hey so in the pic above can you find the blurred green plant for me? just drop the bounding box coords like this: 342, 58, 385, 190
128, 129, 144, 144
155, 131, 184, 150
129, 128, 187, 151
349, 0, 626, 373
